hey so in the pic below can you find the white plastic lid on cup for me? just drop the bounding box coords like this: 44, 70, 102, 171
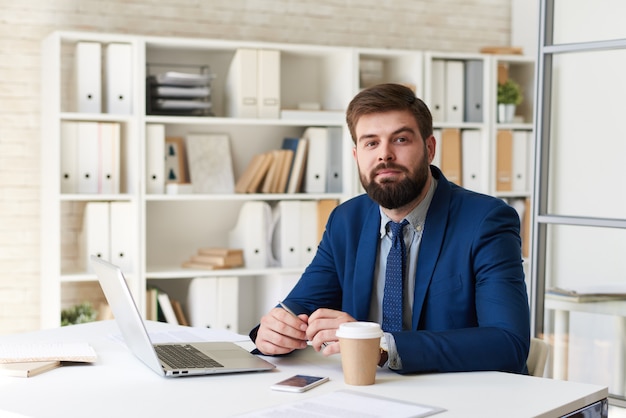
336, 322, 383, 339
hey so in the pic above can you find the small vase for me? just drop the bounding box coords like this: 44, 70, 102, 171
498, 103, 516, 123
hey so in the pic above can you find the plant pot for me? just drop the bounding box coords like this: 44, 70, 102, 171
498, 104, 516, 123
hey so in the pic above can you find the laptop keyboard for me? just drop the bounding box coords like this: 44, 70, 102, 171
155, 344, 224, 369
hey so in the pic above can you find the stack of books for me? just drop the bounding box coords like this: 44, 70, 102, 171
235, 137, 307, 194
146, 69, 215, 116
181, 248, 245, 270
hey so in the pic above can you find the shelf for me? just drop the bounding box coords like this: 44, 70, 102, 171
146, 266, 304, 279
144, 192, 344, 202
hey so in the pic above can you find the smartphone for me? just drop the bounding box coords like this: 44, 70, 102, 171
270, 374, 329, 393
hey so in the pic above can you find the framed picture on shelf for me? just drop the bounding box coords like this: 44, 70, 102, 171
165, 137, 189, 183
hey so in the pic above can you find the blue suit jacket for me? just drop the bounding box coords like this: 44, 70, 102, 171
282, 166, 530, 374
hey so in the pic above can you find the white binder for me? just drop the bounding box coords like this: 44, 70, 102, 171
444, 60, 464, 123
461, 130, 486, 193
272, 200, 302, 268
299, 200, 318, 267
325, 127, 343, 193
257, 49, 280, 119
98, 122, 121, 194
60, 121, 78, 194
512, 131, 530, 192
80, 202, 110, 272
109, 201, 134, 273
186, 277, 219, 328
229, 201, 274, 269
431, 129, 442, 169
105, 43, 133, 114
464, 60, 483, 123
75, 42, 102, 113
145, 124, 165, 194
77, 122, 99, 194
430, 60, 446, 122
225, 48, 258, 118
303, 127, 329, 193
216, 277, 240, 331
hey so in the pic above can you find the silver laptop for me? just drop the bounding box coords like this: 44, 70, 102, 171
91, 255, 275, 377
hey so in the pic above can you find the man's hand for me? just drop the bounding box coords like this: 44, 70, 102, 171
306, 308, 356, 355
254, 307, 309, 355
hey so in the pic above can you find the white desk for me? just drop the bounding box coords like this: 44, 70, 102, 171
545, 296, 626, 395
0, 321, 608, 418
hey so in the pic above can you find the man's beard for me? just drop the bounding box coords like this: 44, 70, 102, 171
360, 155, 430, 210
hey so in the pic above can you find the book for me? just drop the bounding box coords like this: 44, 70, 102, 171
261, 150, 282, 193
275, 149, 294, 193
157, 292, 180, 325
0, 360, 60, 378
0, 342, 97, 363
235, 153, 267, 193
170, 299, 189, 326
197, 247, 244, 257
286, 138, 308, 193
180, 261, 230, 270
190, 253, 244, 267
246, 151, 275, 193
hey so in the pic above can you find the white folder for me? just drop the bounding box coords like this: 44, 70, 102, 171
430, 60, 446, 122
77, 122, 99, 194
257, 49, 280, 119
461, 130, 486, 193
431, 129, 442, 170
187, 277, 219, 328
80, 202, 110, 272
145, 124, 166, 194
444, 60, 464, 123
299, 200, 319, 267
98, 122, 121, 194
512, 131, 530, 192
105, 43, 133, 114
75, 42, 102, 113
60, 121, 78, 194
109, 201, 134, 273
225, 49, 258, 118
272, 201, 302, 268
303, 127, 329, 193
216, 277, 240, 331
325, 127, 343, 193
464, 60, 483, 123
229, 201, 274, 268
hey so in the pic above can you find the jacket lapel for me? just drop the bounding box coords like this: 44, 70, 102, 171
411, 167, 451, 329
352, 203, 381, 320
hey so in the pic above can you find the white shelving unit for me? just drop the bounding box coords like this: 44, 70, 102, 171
41, 30, 534, 331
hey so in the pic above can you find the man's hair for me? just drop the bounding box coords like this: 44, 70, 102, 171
345, 83, 433, 144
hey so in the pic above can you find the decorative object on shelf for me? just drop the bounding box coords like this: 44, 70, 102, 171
61, 302, 97, 326
497, 78, 523, 123
164, 137, 189, 184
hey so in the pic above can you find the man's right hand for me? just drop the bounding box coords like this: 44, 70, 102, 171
254, 307, 309, 355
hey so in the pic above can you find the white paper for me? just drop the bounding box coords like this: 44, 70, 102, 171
235, 390, 445, 418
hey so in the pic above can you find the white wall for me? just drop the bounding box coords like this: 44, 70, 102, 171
0, 0, 514, 334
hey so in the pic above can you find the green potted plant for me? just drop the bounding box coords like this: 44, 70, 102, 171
497, 79, 523, 123
61, 302, 97, 326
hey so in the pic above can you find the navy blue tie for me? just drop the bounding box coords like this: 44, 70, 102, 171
382, 219, 409, 332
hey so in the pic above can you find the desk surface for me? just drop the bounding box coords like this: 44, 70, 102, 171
0, 321, 608, 418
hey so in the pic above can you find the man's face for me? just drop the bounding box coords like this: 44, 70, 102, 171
352, 110, 435, 210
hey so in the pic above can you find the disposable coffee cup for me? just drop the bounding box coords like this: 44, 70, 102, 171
336, 322, 383, 385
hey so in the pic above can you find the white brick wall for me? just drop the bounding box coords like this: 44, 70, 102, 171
0, 0, 511, 334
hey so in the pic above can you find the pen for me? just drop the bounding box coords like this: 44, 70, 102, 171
279, 301, 330, 349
